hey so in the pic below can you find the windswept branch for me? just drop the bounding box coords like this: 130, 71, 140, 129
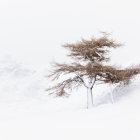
46, 75, 87, 96
96, 65, 140, 85
47, 62, 86, 80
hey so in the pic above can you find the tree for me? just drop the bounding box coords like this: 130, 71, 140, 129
46, 33, 140, 108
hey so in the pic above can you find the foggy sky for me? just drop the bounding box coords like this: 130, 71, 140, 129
0, 0, 140, 68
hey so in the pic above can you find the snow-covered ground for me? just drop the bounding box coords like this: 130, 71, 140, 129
0, 56, 140, 140
0, 0, 140, 139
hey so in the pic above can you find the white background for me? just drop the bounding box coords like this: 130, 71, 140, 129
0, 0, 140, 68
0, 1, 140, 140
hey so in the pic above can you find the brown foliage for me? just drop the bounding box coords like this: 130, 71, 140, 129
63, 33, 122, 62
96, 65, 140, 85
46, 33, 140, 96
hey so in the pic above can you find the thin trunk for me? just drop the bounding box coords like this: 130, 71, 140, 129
110, 92, 114, 104
110, 85, 114, 104
87, 87, 93, 108
87, 77, 95, 109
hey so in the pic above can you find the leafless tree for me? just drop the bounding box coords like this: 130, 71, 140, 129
46, 33, 140, 108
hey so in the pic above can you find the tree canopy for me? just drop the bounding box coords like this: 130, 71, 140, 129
46, 33, 140, 107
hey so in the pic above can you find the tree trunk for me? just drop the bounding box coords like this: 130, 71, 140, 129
87, 87, 93, 108
110, 85, 114, 104
87, 77, 95, 109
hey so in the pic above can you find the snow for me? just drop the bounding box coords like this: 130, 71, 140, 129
0, 56, 140, 140
0, 0, 140, 139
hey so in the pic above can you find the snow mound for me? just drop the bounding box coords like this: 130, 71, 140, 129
0, 56, 44, 100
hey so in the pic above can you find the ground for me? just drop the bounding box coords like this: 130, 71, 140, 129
0, 57, 140, 140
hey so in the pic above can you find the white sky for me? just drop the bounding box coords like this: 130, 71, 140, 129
0, 0, 140, 68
